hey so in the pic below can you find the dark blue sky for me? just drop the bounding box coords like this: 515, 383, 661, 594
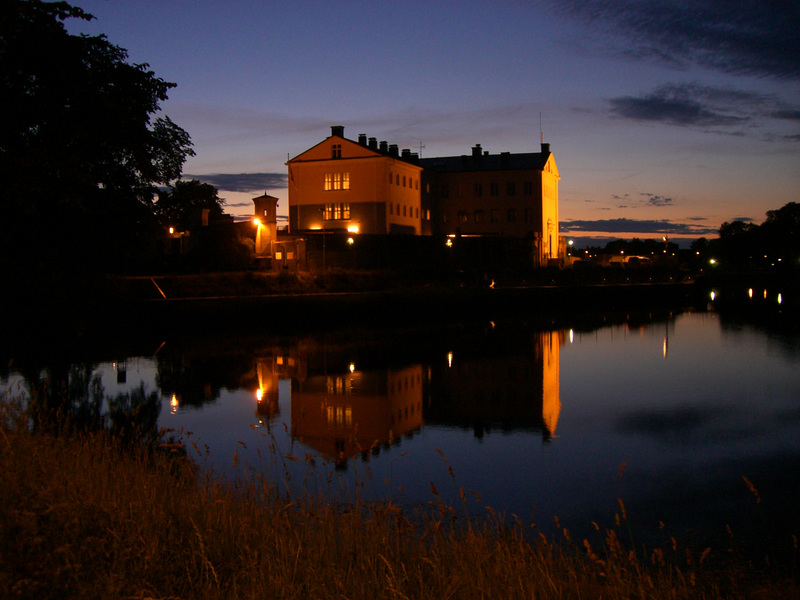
69, 0, 799, 242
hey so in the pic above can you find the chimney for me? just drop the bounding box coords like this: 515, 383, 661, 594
472, 144, 482, 158
401, 148, 411, 159
379, 140, 388, 153
331, 125, 344, 138
541, 142, 550, 154
358, 133, 367, 145
501, 152, 510, 165
368, 137, 377, 150
389, 144, 399, 157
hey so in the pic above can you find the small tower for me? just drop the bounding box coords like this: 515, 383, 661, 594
253, 194, 279, 255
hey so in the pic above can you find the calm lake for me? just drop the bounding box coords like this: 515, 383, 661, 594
4, 301, 800, 556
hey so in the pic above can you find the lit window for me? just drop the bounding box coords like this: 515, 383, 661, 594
457, 210, 468, 224
275, 251, 283, 260
342, 172, 350, 190
333, 173, 342, 190
324, 173, 332, 191
287, 251, 294, 260
324, 203, 350, 220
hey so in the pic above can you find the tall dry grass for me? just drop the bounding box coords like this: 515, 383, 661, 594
1, 395, 797, 600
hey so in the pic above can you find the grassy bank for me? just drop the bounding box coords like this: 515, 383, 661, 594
1, 410, 796, 600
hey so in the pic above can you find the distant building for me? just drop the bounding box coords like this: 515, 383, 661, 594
276, 125, 561, 267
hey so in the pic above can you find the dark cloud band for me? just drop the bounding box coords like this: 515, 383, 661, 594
184, 172, 288, 193
560, 218, 717, 236
560, 0, 800, 81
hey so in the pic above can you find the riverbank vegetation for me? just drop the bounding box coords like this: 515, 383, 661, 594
1, 398, 796, 600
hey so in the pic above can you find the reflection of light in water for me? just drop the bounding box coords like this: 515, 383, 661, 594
778, 293, 783, 305
170, 394, 179, 414
663, 337, 668, 359
764, 289, 768, 299
569, 329, 574, 344
256, 388, 262, 401
748, 288, 753, 299
710, 291, 716, 301
349, 363, 355, 373
447, 352, 453, 368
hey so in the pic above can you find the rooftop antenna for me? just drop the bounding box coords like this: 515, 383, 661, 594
539, 112, 544, 144
416, 140, 425, 157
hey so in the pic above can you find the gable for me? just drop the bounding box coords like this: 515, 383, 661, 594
289, 135, 382, 163
544, 154, 560, 179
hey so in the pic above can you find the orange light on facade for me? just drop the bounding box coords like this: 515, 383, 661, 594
168, 227, 174, 234
256, 388, 263, 402
347, 237, 354, 245
347, 224, 359, 233
748, 288, 754, 298
253, 218, 261, 226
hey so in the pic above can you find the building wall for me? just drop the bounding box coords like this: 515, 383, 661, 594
427, 169, 548, 239
288, 132, 423, 235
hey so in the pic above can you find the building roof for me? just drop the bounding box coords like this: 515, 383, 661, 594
419, 144, 551, 173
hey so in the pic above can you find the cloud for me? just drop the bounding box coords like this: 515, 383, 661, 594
558, 0, 800, 81
183, 172, 287, 193
560, 218, 718, 235
609, 83, 757, 128
640, 192, 673, 207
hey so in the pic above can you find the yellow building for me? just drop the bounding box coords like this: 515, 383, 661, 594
287, 125, 425, 235
286, 125, 561, 263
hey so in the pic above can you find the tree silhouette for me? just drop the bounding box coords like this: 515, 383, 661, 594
155, 179, 226, 231
1, 0, 194, 275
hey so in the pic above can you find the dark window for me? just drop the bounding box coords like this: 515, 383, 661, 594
490, 209, 500, 223
490, 182, 498, 196
475, 210, 485, 223
457, 210, 468, 224
474, 183, 483, 197
441, 184, 450, 198
507, 182, 516, 196
524, 181, 533, 195
332, 144, 341, 159
507, 208, 516, 222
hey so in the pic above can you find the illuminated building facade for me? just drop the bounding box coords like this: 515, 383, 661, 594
286, 126, 560, 263
287, 125, 425, 236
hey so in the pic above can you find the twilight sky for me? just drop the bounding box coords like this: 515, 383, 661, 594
68, 0, 799, 244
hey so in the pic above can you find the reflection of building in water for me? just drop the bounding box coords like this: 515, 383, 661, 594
427, 330, 564, 441
291, 363, 424, 466
254, 349, 303, 425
